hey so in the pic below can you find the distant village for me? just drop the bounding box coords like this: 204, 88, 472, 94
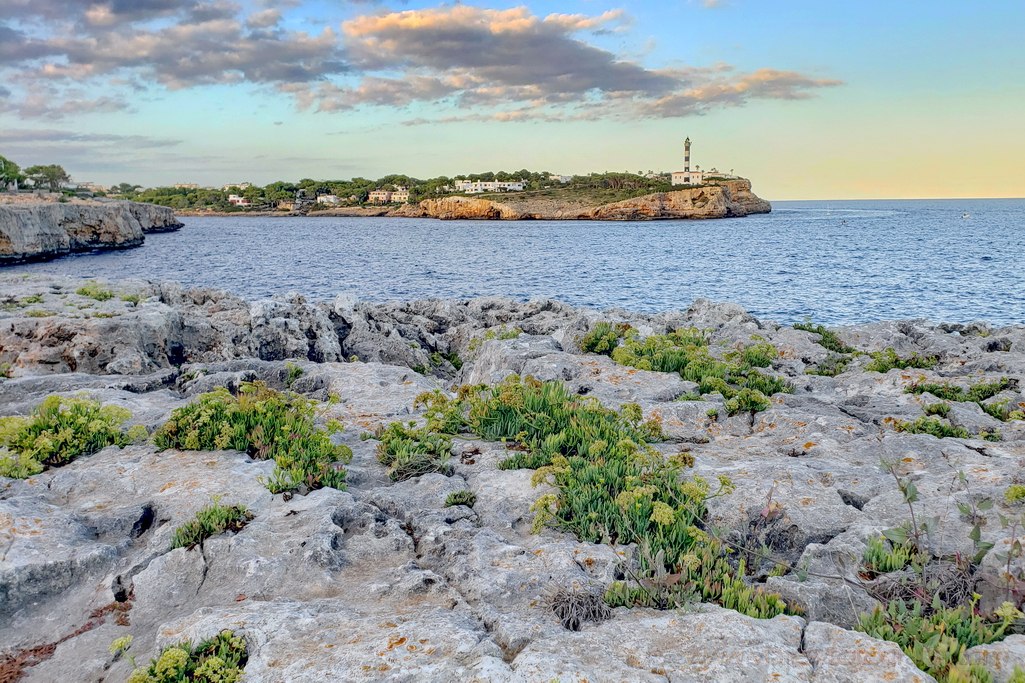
2, 138, 742, 212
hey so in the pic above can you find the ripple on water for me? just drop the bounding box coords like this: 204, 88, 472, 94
6, 198, 1025, 325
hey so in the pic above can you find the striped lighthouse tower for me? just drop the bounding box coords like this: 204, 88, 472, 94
684, 137, 691, 173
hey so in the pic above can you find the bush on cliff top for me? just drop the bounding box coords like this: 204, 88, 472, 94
0, 395, 145, 478
153, 381, 351, 494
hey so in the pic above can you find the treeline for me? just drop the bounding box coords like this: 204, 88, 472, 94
1, 151, 677, 211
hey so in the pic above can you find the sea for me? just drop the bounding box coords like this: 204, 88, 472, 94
9, 198, 1025, 326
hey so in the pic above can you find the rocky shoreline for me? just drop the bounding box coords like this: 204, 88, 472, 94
2, 275, 1025, 681
0, 197, 183, 265
178, 179, 771, 221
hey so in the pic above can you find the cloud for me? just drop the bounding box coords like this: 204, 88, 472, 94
0, 2, 838, 125
303, 5, 838, 121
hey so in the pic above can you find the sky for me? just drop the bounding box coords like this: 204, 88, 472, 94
1, 1, 1023, 200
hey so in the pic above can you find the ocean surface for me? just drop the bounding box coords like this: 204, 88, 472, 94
9, 198, 1025, 326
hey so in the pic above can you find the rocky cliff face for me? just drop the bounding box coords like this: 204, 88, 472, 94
0, 200, 183, 264
4, 275, 1025, 682
405, 179, 772, 221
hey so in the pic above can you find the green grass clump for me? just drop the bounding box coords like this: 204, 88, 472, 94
171, 500, 253, 550
793, 321, 856, 354
467, 325, 522, 352
980, 400, 1025, 423
375, 421, 453, 481
120, 293, 142, 305
0, 395, 142, 478
20, 294, 44, 305
893, 416, 971, 440
608, 330, 791, 412
805, 353, 851, 377
861, 536, 915, 577
153, 381, 351, 494
907, 378, 1014, 403
397, 376, 792, 620
866, 348, 938, 373
580, 322, 631, 356
857, 599, 1021, 683
925, 402, 952, 418
24, 309, 56, 318
445, 490, 476, 508
127, 629, 247, 683
75, 281, 114, 301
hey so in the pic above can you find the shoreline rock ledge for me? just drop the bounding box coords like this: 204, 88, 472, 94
0, 198, 183, 265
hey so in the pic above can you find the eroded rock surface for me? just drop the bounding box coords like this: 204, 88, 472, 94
2, 275, 1025, 681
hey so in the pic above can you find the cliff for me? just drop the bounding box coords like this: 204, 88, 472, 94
373, 178, 770, 221
0, 198, 183, 264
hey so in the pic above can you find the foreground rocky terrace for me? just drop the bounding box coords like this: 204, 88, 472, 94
1, 274, 1025, 682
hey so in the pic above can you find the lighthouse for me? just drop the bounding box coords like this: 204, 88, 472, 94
671, 137, 704, 186
684, 137, 691, 173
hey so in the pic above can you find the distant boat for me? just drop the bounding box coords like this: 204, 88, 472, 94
962, 212, 971, 219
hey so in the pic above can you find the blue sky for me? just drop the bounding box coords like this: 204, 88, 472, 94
1, 0, 1023, 199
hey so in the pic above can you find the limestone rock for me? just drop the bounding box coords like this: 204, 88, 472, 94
0, 200, 181, 264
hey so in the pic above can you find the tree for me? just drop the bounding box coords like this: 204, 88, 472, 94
0, 154, 22, 190
114, 182, 141, 196
24, 164, 70, 192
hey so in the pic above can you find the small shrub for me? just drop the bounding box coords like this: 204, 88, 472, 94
171, 500, 253, 550
706, 408, 719, 421
738, 341, 778, 368
580, 322, 630, 356
1005, 485, 1025, 505
980, 400, 1025, 423
153, 382, 351, 494
285, 361, 303, 388
550, 584, 611, 630
445, 489, 476, 508
725, 389, 772, 416
76, 281, 114, 301
925, 403, 952, 417
20, 294, 44, 305
893, 416, 971, 440
805, 353, 851, 377
857, 599, 1021, 682
608, 329, 791, 412
24, 309, 56, 318
866, 348, 938, 373
375, 421, 452, 481
906, 378, 1014, 404
468, 325, 522, 353
794, 321, 856, 354
0, 395, 135, 478
127, 629, 247, 683
120, 293, 142, 305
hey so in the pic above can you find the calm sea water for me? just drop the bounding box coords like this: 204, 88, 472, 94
9, 199, 1024, 325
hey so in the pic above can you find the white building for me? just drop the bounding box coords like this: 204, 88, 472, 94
316, 194, 341, 205
173, 183, 199, 190
222, 182, 252, 191
391, 189, 410, 203
368, 190, 393, 203
671, 138, 706, 186
454, 180, 526, 194
227, 194, 251, 207
547, 174, 572, 184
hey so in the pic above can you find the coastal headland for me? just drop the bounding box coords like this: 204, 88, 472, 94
179, 178, 771, 221
1, 274, 1024, 681
0, 194, 182, 264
